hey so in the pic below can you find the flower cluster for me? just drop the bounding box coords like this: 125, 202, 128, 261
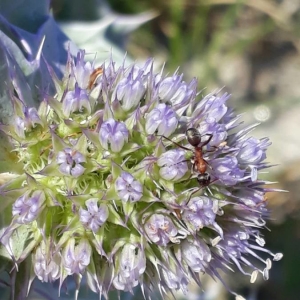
0, 50, 282, 299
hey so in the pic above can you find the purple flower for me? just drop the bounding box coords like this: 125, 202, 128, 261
236, 137, 270, 181
196, 93, 229, 121
144, 214, 178, 246
113, 243, 146, 291
145, 103, 178, 137
79, 198, 109, 232
62, 238, 92, 275
158, 74, 197, 108
157, 149, 188, 181
72, 50, 93, 89
33, 241, 60, 282
182, 196, 223, 236
15, 106, 43, 138
62, 84, 91, 117
56, 148, 86, 177
210, 156, 245, 185
114, 68, 146, 111
161, 266, 189, 292
115, 172, 143, 202
12, 190, 45, 224
180, 239, 211, 272
215, 228, 283, 282
198, 117, 227, 147
99, 118, 129, 152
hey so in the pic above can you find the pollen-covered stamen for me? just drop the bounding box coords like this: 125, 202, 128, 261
62, 238, 92, 275
145, 103, 178, 137
181, 239, 212, 272
115, 172, 143, 202
144, 214, 178, 246
99, 118, 129, 152
12, 190, 45, 224
182, 196, 223, 236
157, 149, 188, 181
62, 84, 91, 118
56, 148, 86, 177
79, 198, 109, 232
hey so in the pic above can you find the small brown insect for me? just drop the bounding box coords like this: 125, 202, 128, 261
160, 127, 213, 188
88, 67, 103, 89
185, 128, 213, 187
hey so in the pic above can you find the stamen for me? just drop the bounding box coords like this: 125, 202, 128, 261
230, 255, 251, 276
250, 270, 259, 283
263, 268, 269, 280
274, 253, 283, 261
266, 258, 272, 270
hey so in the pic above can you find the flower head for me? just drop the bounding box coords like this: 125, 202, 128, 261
0, 51, 282, 300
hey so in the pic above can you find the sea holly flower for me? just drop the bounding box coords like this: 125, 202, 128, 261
0, 50, 283, 300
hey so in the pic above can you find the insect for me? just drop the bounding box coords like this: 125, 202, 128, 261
160, 127, 213, 188
185, 127, 213, 187
88, 67, 103, 89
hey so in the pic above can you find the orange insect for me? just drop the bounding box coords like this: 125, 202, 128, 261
160, 127, 213, 188
185, 128, 213, 187
88, 67, 103, 89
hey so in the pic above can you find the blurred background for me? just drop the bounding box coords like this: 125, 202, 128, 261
1, 0, 300, 299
